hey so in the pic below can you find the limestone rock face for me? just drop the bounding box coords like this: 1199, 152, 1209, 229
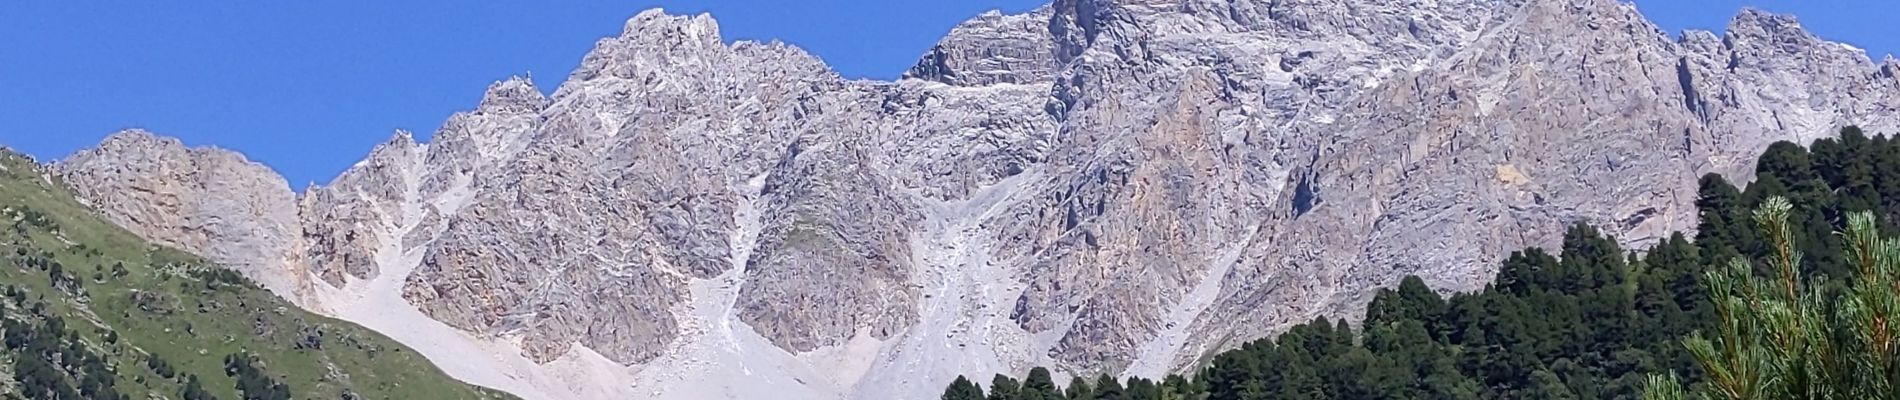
1187, 1, 1900, 374
50, 1, 1900, 400
738, 132, 922, 352
906, 7, 1060, 86
56, 130, 314, 303
301, 132, 421, 287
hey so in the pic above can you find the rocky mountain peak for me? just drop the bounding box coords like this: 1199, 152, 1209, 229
383, 129, 418, 148
623, 8, 722, 41
1728, 7, 1810, 42
563, 9, 738, 87
1539, 0, 1649, 25
331, 129, 422, 182
614, 8, 728, 59
1724, 7, 1848, 63
558, 9, 842, 113
356, 130, 422, 175
94, 128, 183, 151
476, 75, 547, 115
904, 6, 1059, 86
47, 2, 1900, 400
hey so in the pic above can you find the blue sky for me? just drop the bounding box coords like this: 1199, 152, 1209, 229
2, 1, 1895, 188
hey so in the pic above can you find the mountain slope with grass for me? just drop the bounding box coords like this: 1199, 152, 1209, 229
0, 148, 512, 400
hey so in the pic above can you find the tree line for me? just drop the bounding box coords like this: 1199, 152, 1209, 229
946, 127, 1900, 399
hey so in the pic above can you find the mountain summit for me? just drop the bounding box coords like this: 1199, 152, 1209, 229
51, 0, 1900, 399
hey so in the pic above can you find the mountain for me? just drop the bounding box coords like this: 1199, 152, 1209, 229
0, 149, 512, 399
43, 0, 1900, 399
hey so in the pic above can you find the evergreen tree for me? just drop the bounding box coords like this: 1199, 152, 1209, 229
1093, 374, 1125, 400
1364, 276, 1445, 334
1159, 374, 1196, 400
1834, 127, 1880, 214
1124, 377, 1161, 400
182, 374, 217, 400
1874, 131, 1900, 222
1697, 173, 1749, 261
1528, 369, 1580, 399
989, 374, 1022, 400
1647, 197, 1900, 399
1065, 376, 1094, 400
956, 129, 1900, 400
944, 375, 986, 400
1022, 367, 1060, 400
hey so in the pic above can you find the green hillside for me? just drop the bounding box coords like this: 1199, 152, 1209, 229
0, 149, 512, 400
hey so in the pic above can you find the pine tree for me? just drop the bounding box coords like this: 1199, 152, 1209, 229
1528, 369, 1579, 399
944, 375, 986, 400
1022, 367, 1060, 400
989, 374, 1022, 400
1697, 173, 1748, 260
1835, 127, 1881, 214
1364, 276, 1445, 333
1124, 377, 1160, 400
1646, 197, 1900, 399
1159, 374, 1196, 400
182, 374, 217, 400
1065, 376, 1094, 400
1093, 374, 1125, 400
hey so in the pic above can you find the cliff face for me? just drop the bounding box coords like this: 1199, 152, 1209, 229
51, 1, 1900, 399
56, 131, 315, 300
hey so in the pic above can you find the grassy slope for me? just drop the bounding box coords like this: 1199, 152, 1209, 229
0, 149, 514, 399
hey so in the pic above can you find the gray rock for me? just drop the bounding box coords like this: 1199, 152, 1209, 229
56, 130, 315, 304
906, 7, 1061, 86
51, 1, 1900, 399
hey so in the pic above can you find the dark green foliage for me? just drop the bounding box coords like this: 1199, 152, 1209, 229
188, 267, 256, 291
149, 355, 178, 379
943, 375, 986, 400
183, 374, 218, 400
224, 352, 291, 400
1093, 374, 1124, 400
13, 353, 83, 400
1065, 376, 1094, 400
1123, 377, 1160, 399
989, 374, 1022, 400
1023, 367, 1061, 400
1648, 196, 1900, 398
4, 206, 59, 234
953, 127, 1900, 399
3, 295, 129, 400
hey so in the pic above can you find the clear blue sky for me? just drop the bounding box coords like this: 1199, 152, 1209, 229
2, 1, 1895, 188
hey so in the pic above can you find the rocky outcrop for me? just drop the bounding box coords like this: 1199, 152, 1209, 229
905, 7, 1060, 86
56, 130, 314, 302
739, 132, 922, 352
49, 1, 1900, 400
301, 131, 422, 286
